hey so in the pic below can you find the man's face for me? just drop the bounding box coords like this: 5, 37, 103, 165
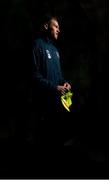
48, 19, 60, 40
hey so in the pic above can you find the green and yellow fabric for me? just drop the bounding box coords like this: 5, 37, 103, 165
61, 91, 73, 112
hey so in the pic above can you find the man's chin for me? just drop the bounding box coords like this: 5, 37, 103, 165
51, 37, 58, 41
55, 36, 58, 40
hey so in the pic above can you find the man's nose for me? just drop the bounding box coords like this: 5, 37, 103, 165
57, 29, 60, 33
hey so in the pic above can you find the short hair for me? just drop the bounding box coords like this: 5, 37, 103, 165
41, 13, 59, 24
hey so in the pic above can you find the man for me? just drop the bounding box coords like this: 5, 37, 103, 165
32, 13, 71, 146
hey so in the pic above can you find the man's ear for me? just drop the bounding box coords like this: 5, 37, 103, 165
44, 23, 48, 30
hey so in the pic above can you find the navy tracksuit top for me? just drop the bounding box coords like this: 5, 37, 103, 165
32, 36, 65, 92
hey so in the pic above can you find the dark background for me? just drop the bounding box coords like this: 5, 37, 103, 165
0, 0, 109, 177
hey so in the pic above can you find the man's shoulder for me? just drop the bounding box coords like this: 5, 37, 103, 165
33, 38, 45, 48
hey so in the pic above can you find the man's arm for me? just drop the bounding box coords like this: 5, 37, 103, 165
58, 57, 72, 91
32, 46, 57, 92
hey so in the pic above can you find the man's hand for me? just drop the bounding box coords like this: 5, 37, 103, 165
63, 82, 71, 91
57, 85, 67, 95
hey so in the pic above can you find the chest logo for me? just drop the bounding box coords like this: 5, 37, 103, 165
56, 51, 60, 58
46, 50, 51, 59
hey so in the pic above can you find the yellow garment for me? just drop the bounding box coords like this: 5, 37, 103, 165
61, 91, 73, 112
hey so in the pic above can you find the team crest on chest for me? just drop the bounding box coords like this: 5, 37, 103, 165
46, 50, 51, 59
56, 51, 60, 58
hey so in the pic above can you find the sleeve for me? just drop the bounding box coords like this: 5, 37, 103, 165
32, 41, 57, 92
58, 59, 69, 85
58, 56, 71, 86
